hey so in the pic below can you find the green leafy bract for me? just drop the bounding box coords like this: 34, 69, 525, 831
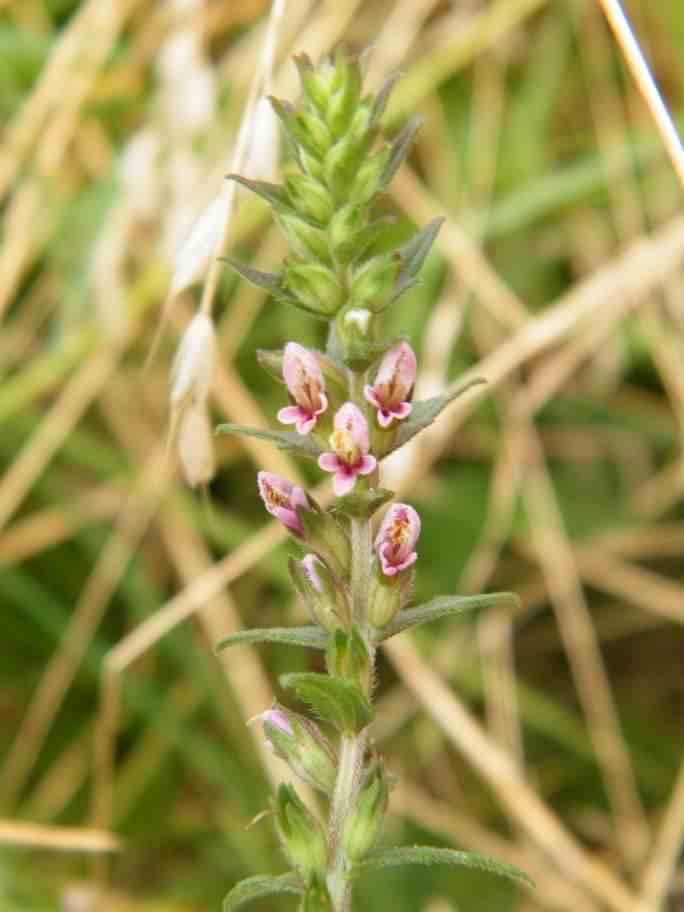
280, 671, 373, 733
352, 847, 533, 888
216, 627, 328, 653
375, 592, 520, 642
223, 873, 303, 911
329, 488, 394, 519
394, 377, 487, 448
215, 423, 322, 459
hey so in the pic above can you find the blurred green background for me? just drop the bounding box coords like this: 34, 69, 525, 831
1, 0, 684, 910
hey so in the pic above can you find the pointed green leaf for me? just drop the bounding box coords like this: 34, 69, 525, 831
375, 592, 520, 642
394, 377, 487, 448
216, 626, 328, 653
390, 217, 445, 302
352, 847, 533, 888
222, 258, 297, 303
280, 671, 373, 733
329, 488, 394, 519
226, 174, 291, 211
379, 115, 423, 189
223, 873, 304, 911
215, 423, 322, 460
371, 72, 399, 125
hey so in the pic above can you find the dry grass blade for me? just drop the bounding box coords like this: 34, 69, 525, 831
0, 820, 120, 853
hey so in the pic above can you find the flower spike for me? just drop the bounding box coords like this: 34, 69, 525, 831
375, 503, 421, 576
318, 403, 376, 496
257, 471, 310, 537
364, 341, 416, 428
277, 342, 328, 434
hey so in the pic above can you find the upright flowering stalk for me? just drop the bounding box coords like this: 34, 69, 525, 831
215, 50, 531, 912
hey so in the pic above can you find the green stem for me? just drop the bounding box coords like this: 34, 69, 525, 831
326, 462, 374, 910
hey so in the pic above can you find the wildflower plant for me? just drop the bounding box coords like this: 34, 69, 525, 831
214, 51, 532, 911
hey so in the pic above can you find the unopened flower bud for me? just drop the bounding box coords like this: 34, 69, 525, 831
275, 784, 328, 879
275, 212, 331, 264
257, 704, 337, 793
328, 203, 367, 264
177, 403, 215, 487
285, 175, 334, 224
367, 558, 401, 629
290, 554, 349, 632
257, 472, 312, 538
334, 305, 376, 367
350, 255, 400, 312
350, 146, 392, 204
342, 764, 388, 861
285, 259, 343, 316
375, 503, 421, 576
170, 313, 216, 409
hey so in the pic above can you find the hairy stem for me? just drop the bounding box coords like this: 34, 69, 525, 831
327, 425, 375, 909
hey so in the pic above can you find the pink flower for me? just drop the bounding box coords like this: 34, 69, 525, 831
375, 503, 421, 576
364, 341, 416, 428
318, 403, 377, 496
257, 471, 310, 537
277, 342, 328, 435
260, 708, 293, 744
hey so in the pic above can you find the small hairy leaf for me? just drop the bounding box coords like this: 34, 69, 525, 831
390, 217, 445, 302
329, 488, 394, 519
223, 873, 304, 911
222, 257, 297, 302
215, 423, 322, 459
226, 174, 291, 210
280, 672, 373, 733
379, 115, 423, 189
376, 592, 520, 642
395, 377, 487, 448
352, 847, 533, 888
216, 626, 328, 653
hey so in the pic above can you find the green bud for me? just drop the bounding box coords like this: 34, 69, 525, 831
299, 875, 333, 912
275, 784, 328, 879
261, 704, 337, 793
326, 63, 363, 138
342, 764, 388, 861
286, 175, 334, 224
299, 147, 326, 181
298, 503, 351, 577
323, 130, 375, 201
326, 626, 372, 693
350, 255, 400, 312
293, 109, 332, 159
328, 203, 368, 263
334, 305, 379, 369
350, 146, 392, 204
276, 212, 331, 264
256, 347, 284, 382
289, 554, 350, 633
367, 557, 401, 629
284, 259, 343, 316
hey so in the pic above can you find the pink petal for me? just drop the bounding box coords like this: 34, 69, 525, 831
391, 401, 412, 421
333, 469, 356, 496
334, 402, 369, 453
363, 385, 382, 409
296, 414, 317, 435
358, 454, 377, 476
318, 452, 341, 473
283, 342, 324, 398
377, 409, 395, 429
277, 405, 303, 426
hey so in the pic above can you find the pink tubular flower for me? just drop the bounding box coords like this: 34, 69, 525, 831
375, 503, 421, 576
277, 342, 328, 435
257, 471, 310, 537
318, 403, 377, 496
364, 341, 416, 428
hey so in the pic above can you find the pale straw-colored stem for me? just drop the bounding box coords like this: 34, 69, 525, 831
597, 0, 684, 191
